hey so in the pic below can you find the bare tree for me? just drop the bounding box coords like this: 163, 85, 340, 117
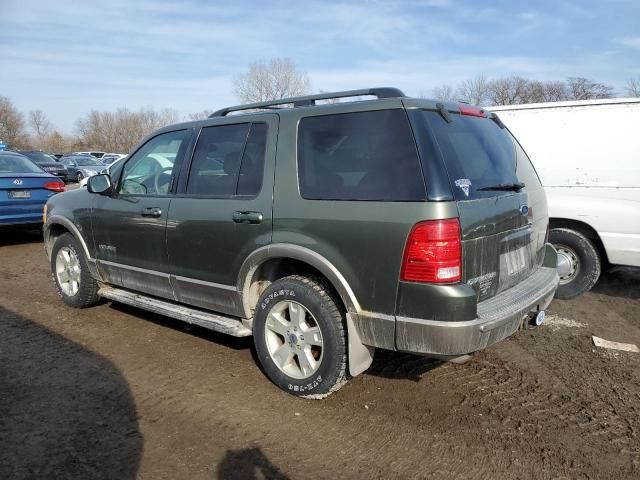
186, 109, 214, 121
75, 107, 180, 153
625, 76, 640, 97
542, 81, 568, 102
456, 75, 490, 105
233, 58, 311, 103
566, 77, 614, 100
0, 96, 29, 149
29, 110, 52, 137
486, 76, 531, 105
430, 84, 456, 101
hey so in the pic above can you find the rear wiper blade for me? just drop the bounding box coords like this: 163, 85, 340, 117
476, 182, 525, 192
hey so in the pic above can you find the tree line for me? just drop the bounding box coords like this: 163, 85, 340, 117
429, 75, 632, 105
1, 58, 639, 154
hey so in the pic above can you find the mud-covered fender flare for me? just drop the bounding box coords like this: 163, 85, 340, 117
44, 215, 92, 260
237, 244, 375, 376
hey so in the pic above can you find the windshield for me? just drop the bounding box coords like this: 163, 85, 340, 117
0, 154, 44, 174
76, 157, 100, 166
415, 110, 523, 200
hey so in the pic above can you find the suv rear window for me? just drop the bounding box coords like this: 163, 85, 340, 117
297, 110, 426, 201
416, 111, 535, 200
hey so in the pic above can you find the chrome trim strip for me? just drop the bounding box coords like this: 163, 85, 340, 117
99, 259, 171, 277
173, 275, 236, 291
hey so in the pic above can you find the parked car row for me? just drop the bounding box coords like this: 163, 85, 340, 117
1, 150, 126, 183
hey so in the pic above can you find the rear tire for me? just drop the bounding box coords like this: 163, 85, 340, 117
51, 233, 100, 308
253, 275, 348, 398
551, 228, 601, 299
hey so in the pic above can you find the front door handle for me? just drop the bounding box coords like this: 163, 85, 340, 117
233, 211, 263, 224
141, 207, 162, 218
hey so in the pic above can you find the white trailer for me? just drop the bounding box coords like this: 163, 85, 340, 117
489, 98, 640, 298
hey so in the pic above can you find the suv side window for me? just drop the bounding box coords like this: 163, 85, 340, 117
186, 122, 267, 197
297, 110, 426, 201
119, 130, 187, 196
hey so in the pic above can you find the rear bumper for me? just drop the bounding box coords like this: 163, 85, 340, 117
395, 266, 558, 356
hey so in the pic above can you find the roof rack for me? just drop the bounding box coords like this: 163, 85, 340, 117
210, 87, 406, 117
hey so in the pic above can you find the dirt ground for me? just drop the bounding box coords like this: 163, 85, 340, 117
1, 229, 639, 480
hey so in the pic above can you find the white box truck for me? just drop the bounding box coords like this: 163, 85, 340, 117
489, 98, 640, 298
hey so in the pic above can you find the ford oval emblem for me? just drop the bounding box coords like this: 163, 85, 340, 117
13, 178, 23, 185
519, 205, 529, 215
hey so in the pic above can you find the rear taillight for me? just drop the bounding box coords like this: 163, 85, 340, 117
44, 181, 65, 193
459, 105, 486, 118
401, 219, 462, 283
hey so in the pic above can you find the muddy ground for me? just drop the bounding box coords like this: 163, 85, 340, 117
1, 229, 639, 480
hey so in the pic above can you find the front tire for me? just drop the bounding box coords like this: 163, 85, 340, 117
76, 172, 83, 183
51, 233, 100, 308
551, 228, 601, 299
253, 275, 348, 398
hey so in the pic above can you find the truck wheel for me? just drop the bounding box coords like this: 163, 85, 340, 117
51, 233, 100, 308
253, 275, 348, 398
551, 228, 601, 299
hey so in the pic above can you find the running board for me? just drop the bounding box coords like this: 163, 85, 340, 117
98, 286, 252, 337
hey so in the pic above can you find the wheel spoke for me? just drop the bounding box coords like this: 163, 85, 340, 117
57, 270, 71, 283
303, 326, 323, 346
297, 348, 317, 377
272, 344, 292, 368
288, 302, 306, 328
71, 269, 81, 283
266, 312, 289, 336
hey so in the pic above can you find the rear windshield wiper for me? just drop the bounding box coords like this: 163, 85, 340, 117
476, 182, 525, 192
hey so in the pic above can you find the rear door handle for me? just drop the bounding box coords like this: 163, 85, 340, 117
233, 211, 263, 224
141, 207, 162, 218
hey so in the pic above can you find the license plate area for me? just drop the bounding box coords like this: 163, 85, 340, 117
8, 190, 31, 199
501, 245, 529, 277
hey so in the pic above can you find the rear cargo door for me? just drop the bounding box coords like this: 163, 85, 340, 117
414, 109, 548, 301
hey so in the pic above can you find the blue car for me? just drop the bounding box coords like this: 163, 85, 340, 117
0, 151, 65, 226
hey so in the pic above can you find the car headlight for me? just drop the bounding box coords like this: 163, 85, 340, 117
82, 169, 97, 176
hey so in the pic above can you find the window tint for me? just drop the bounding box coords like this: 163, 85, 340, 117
418, 111, 522, 200
237, 123, 267, 196
297, 110, 426, 201
119, 130, 187, 195
186, 122, 267, 197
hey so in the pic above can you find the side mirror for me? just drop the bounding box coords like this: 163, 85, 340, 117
87, 174, 112, 195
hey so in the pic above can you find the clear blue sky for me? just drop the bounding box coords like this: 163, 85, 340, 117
1, 0, 639, 132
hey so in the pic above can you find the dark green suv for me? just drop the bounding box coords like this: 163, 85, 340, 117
44, 88, 559, 397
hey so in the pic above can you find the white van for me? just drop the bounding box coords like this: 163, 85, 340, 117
489, 98, 640, 298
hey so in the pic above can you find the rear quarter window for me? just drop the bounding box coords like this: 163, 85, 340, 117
297, 109, 426, 201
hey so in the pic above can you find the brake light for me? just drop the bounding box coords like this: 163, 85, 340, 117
44, 181, 65, 193
401, 219, 462, 283
459, 105, 486, 118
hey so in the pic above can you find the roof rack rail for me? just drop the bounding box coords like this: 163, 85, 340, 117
210, 87, 406, 117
